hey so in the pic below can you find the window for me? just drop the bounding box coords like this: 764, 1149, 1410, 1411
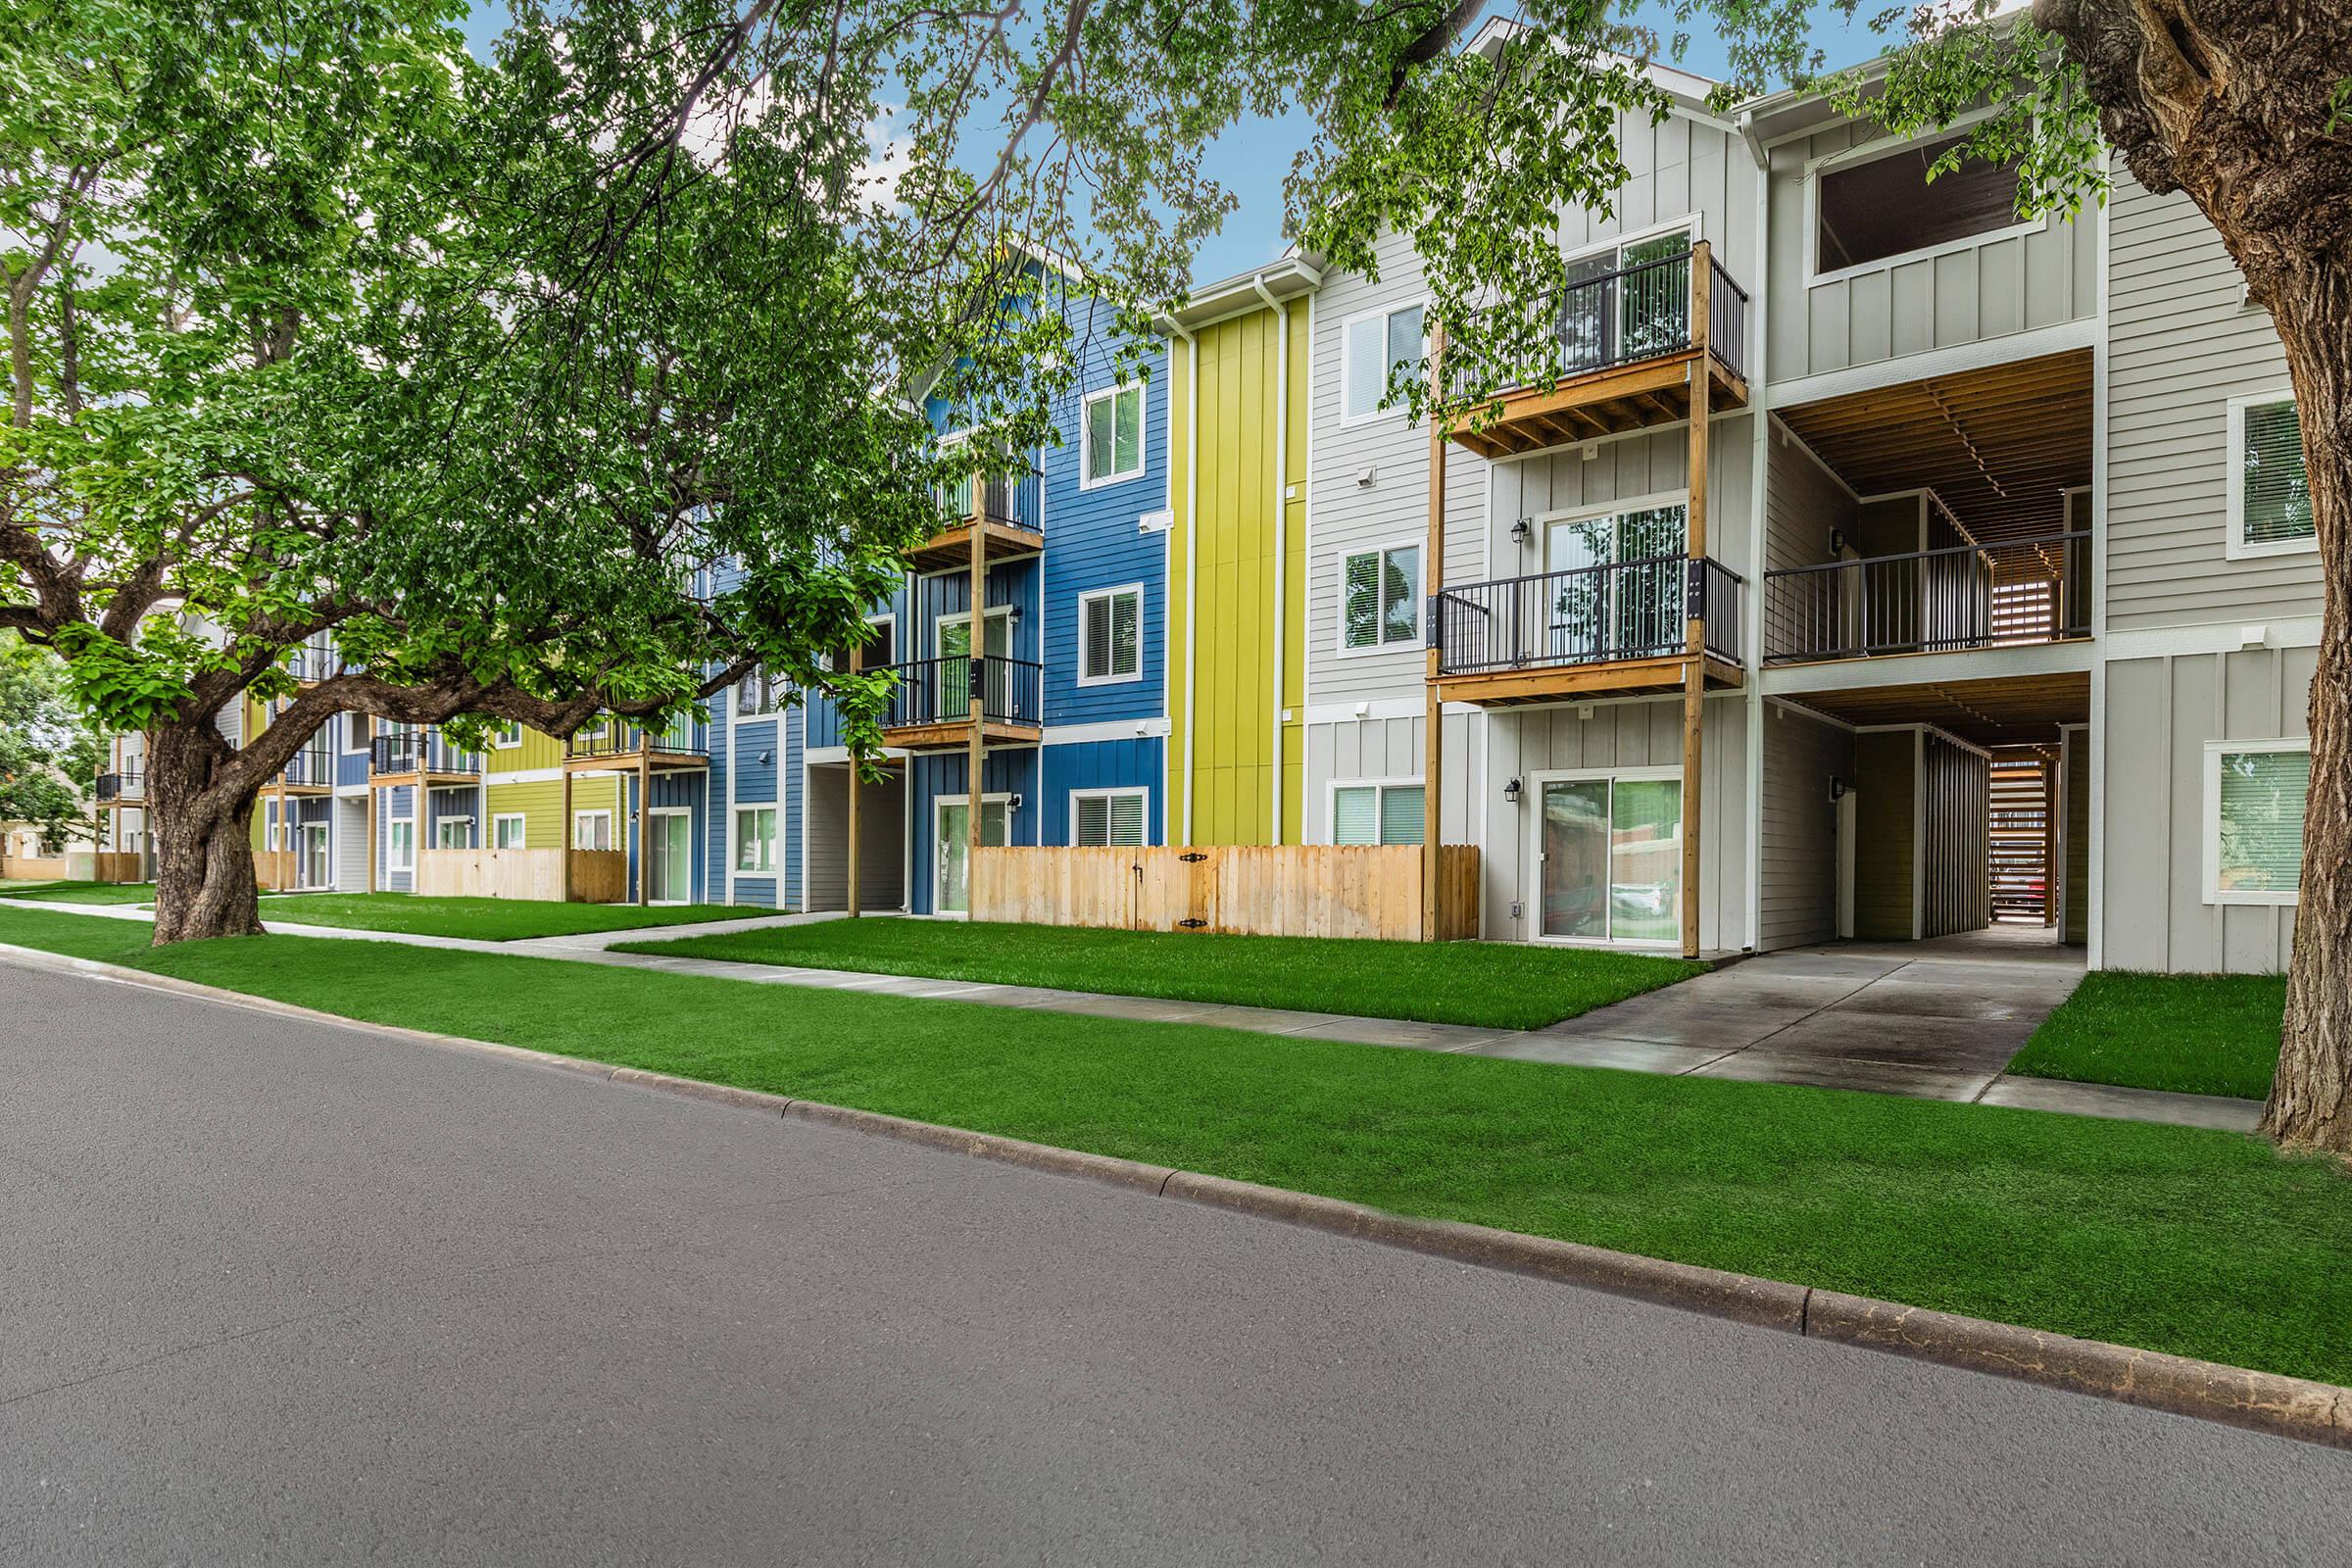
1815, 128, 2025, 275
435, 816, 471, 851
494, 722, 522, 749
735, 807, 778, 873
493, 813, 526, 850
1342, 545, 1421, 651
737, 665, 777, 715
1343, 304, 1426, 422
2227, 393, 2314, 558
573, 810, 612, 852
388, 819, 415, 872
1331, 782, 1425, 846
1078, 585, 1143, 684
1071, 788, 1148, 847
2206, 741, 2310, 905
1082, 382, 1145, 486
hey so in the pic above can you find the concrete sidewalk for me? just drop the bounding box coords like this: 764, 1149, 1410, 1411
0, 895, 2264, 1133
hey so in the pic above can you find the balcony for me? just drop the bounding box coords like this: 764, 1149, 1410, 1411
876, 655, 1044, 750
1431, 556, 1744, 706
371, 732, 481, 781
564, 719, 710, 770
1448, 244, 1749, 461
95, 769, 143, 806
1763, 532, 2091, 665
277, 746, 336, 793
903, 467, 1044, 574
285, 636, 336, 683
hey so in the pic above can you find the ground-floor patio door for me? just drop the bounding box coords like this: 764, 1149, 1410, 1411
648, 808, 691, 905
1533, 769, 1683, 945
934, 796, 1008, 915
298, 822, 331, 891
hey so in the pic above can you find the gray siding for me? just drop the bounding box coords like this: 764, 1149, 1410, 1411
1763, 121, 2096, 384
1470, 696, 1748, 953
1552, 108, 1762, 308
2105, 173, 2314, 632
1852, 731, 1916, 940
1299, 710, 1483, 846
1758, 703, 1853, 950
2100, 645, 2312, 973
1485, 417, 1757, 580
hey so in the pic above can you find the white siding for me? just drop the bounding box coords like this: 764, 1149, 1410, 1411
1762, 120, 2096, 383
2105, 173, 2315, 631
2100, 645, 2313, 973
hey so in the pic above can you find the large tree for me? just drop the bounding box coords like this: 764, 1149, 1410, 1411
0, 633, 104, 853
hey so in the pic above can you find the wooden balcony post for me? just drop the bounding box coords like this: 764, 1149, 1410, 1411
559, 755, 572, 903
1681, 240, 1713, 959
847, 646, 862, 919
637, 741, 651, 906
967, 496, 987, 870
1422, 324, 1447, 943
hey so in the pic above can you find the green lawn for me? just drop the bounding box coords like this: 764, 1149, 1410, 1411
6, 903, 2348, 1388
2011, 970, 2284, 1101
612, 917, 1705, 1029
0, 881, 157, 905
258, 893, 753, 941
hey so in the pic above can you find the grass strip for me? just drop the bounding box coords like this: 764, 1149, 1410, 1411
2011, 970, 2283, 1101
3, 881, 157, 905
252, 893, 754, 940
613, 917, 1704, 1030
6, 903, 2347, 1386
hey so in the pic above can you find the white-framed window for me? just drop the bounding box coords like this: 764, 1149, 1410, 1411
734, 806, 778, 874
1330, 780, 1425, 846
1081, 381, 1146, 487
1808, 119, 2034, 282
493, 813, 526, 850
2203, 739, 2310, 906
1342, 302, 1427, 423
1077, 584, 1143, 685
1070, 787, 1148, 847
737, 664, 781, 715
493, 722, 523, 749
1340, 543, 1421, 652
572, 809, 612, 852
435, 816, 471, 851
2226, 391, 2314, 559
388, 818, 415, 872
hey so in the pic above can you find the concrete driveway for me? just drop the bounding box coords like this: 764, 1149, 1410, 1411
1516, 929, 2086, 1101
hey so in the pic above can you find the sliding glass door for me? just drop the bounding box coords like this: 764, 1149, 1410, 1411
1544, 503, 1688, 662
1537, 773, 1683, 944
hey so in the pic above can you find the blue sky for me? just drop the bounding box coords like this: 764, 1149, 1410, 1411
459, 3, 1881, 284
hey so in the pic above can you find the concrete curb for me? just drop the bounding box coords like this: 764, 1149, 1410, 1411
10, 939, 2348, 1451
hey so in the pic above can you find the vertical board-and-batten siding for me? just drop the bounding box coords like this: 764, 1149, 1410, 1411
2101, 646, 2312, 973
1758, 703, 1854, 950
1486, 424, 1757, 579
2104, 173, 2314, 631
1762, 119, 2096, 382
1169, 302, 1308, 846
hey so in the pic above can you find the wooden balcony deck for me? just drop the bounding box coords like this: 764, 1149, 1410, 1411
1435, 650, 1742, 708
1450, 350, 1749, 461
901, 517, 1046, 575
878, 716, 1044, 753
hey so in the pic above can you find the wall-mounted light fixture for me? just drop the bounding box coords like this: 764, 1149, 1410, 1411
1008, 793, 1023, 812
1503, 776, 1522, 806
1829, 528, 1847, 557
1829, 776, 1850, 803
1509, 516, 1532, 546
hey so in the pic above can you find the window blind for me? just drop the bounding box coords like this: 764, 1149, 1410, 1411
1332, 786, 1378, 845
1378, 785, 1426, 846
2242, 398, 2313, 546
2217, 749, 2309, 894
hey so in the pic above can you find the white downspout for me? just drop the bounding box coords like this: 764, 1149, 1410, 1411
1165, 316, 1200, 846
1251, 271, 1291, 845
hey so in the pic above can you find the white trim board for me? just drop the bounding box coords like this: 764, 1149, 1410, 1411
1761, 318, 2099, 413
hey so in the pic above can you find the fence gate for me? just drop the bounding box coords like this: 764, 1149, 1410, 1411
1988, 756, 2056, 926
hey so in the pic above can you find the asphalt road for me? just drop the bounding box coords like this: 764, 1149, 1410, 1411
5, 957, 2348, 1566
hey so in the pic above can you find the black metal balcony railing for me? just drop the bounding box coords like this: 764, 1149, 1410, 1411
1762, 532, 2091, 664
96, 769, 141, 803
280, 747, 335, 788
1457, 248, 1749, 397
1432, 556, 1743, 677
371, 733, 481, 776
285, 638, 335, 682
937, 466, 1043, 535
565, 721, 709, 760
881, 655, 1045, 729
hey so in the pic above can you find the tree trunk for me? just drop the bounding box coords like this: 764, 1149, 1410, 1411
146, 719, 266, 945
2261, 261, 2352, 1154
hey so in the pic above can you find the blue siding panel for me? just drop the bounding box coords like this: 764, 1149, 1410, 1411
904, 748, 1041, 913
1040, 739, 1165, 845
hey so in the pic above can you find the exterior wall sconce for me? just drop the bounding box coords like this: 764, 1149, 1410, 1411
1503, 776, 1522, 805
1509, 517, 1532, 546
1828, 528, 1847, 557
1008, 793, 1023, 812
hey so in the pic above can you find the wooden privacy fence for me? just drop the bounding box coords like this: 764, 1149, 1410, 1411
970, 845, 1481, 942
416, 847, 628, 904
90, 852, 145, 884
0, 854, 68, 881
